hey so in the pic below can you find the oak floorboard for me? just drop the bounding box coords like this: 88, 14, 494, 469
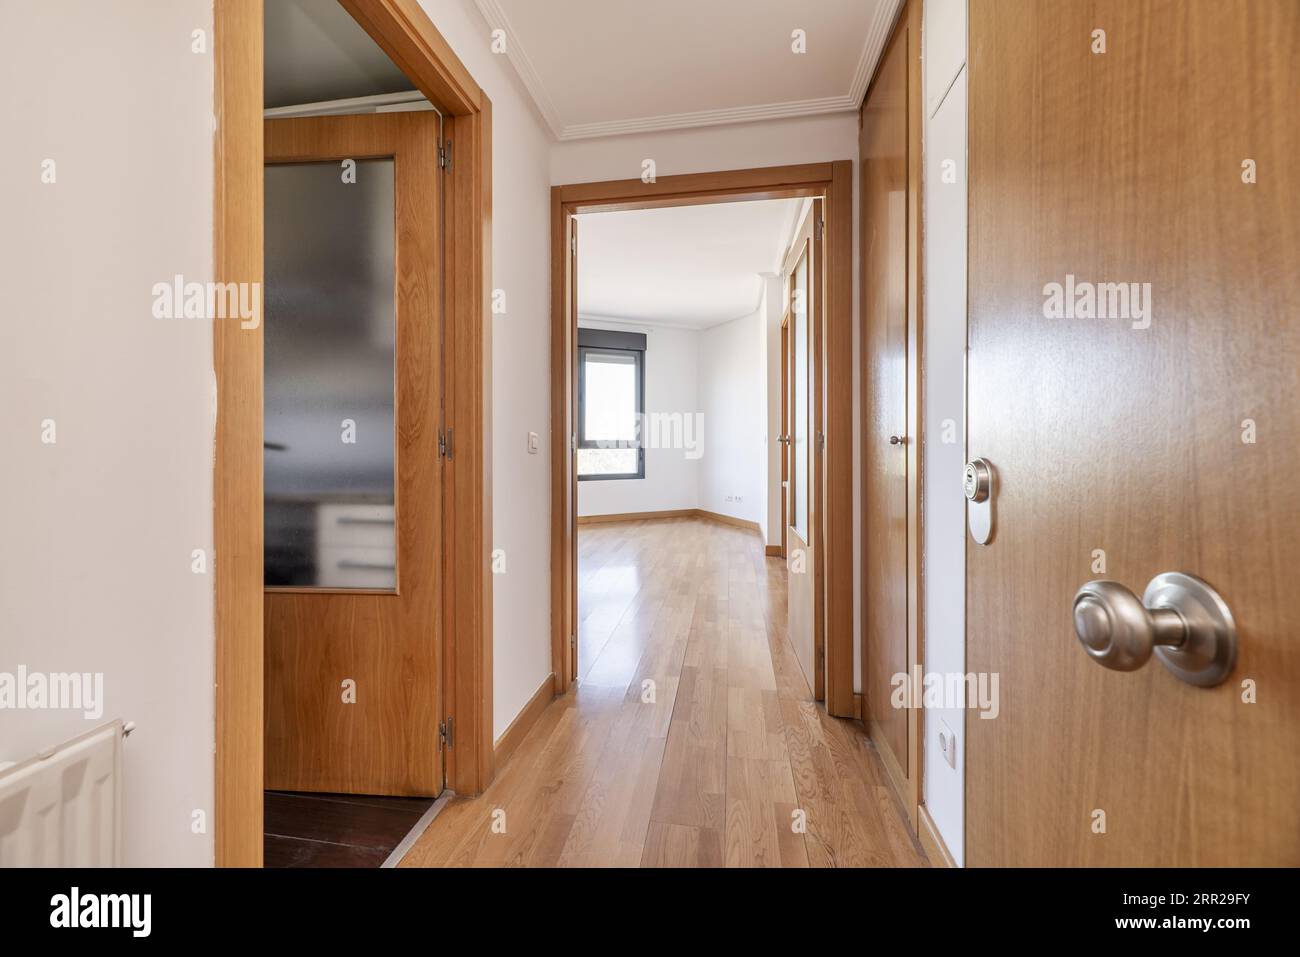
399, 517, 927, 868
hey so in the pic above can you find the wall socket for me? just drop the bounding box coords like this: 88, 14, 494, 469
937, 718, 957, 770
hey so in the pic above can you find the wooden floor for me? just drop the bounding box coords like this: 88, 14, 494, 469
400, 516, 926, 867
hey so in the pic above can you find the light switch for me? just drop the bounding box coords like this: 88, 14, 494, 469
938, 718, 957, 769
527, 431, 540, 454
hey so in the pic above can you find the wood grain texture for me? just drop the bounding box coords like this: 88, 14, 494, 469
339, 0, 480, 115
400, 517, 928, 867
578, 509, 697, 525
554, 164, 835, 208
213, 0, 264, 868
967, 0, 1300, 866
569, 218, 579, 688
901, 0, 924, 832
810, 203, 828, 704
442, 104, 494, 796
860, 12, 913, 791
550, 191, 574, 696
263, 113, 442, 796
823, 161, 857, 718
784, 211, 822, 702
216, 0, 494, 853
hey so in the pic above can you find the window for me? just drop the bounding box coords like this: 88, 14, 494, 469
577, 328, 646, 480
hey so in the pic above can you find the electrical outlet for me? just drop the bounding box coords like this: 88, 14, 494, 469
937, 718, 957, 770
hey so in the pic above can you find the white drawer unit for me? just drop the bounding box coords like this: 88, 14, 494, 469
315, 503, 396, 588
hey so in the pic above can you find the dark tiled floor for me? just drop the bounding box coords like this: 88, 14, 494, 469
263, 791, 437, 868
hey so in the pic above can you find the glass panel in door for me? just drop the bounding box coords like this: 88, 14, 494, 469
263, 159, 397, 589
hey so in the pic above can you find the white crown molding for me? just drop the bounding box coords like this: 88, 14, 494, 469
475, 0, 904, 142
850, 0, 904, 105
579, 308, 761, 332
557, 94, 860, 141
474, 0, 564, 138
579, 313, 705, 332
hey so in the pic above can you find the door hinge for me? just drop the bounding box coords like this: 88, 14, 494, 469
571, 432, 577, 452
439, 717, 454, 750
818, 217, 826, 240
817, 430, 825, 452
439, 426, 454, 460
438, 139, 453, 171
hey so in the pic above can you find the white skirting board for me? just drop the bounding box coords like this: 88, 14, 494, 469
0, 720, 125, 867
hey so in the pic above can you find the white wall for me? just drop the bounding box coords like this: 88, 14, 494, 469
0, 0, 216, 866
762, 274, 785, 547
415, 0, 555, 740
921, 0, 969, 867
698, 306, 766, 526
577, 319, 701, 517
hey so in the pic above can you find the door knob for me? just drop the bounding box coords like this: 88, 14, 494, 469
889, 434, 905, 445
1072, 572, 1237, 687
777, 434, 790, 445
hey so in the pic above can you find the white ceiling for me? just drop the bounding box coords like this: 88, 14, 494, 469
264, 0, 416, 108
577, 199, 803, 329
476, 0, 901, 140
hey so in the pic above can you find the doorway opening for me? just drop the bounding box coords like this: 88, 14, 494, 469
260, 0, 443, 869
552, 166, 856, 715
571, 198, 802, 686
212, 0, 493, 868
538, 165, 925, 864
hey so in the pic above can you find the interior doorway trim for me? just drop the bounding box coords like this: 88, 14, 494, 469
213, 0, 493, 868
550, 162, 855, 717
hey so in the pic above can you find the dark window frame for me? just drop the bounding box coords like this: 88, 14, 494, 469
577, 329, 646, 482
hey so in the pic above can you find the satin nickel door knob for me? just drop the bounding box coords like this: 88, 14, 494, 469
1072, 572, 1237, 687
889, 434, 905, 445
777, 434, 790, 445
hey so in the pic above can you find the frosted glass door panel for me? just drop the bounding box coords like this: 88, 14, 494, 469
264, 159, 397, 589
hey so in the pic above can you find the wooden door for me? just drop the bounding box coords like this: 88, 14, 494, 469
263, 113, 443, 797
861, 21, 911, 790
779, 314, 789, 558
785, 209, 824, 700
967, 0, 1300, 865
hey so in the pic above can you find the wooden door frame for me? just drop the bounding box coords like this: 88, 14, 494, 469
779, 311, 789, 559
550, 163, 855, 719
213, 0, 493, 868
858, 0, 924, 830
782, 207, 825, 701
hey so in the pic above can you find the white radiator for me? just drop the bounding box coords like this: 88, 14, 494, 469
0, 720, 124, 867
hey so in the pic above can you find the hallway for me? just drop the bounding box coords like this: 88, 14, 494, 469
401, 517, 926, 867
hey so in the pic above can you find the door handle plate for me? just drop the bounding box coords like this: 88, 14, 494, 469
964, 458, 994, 545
